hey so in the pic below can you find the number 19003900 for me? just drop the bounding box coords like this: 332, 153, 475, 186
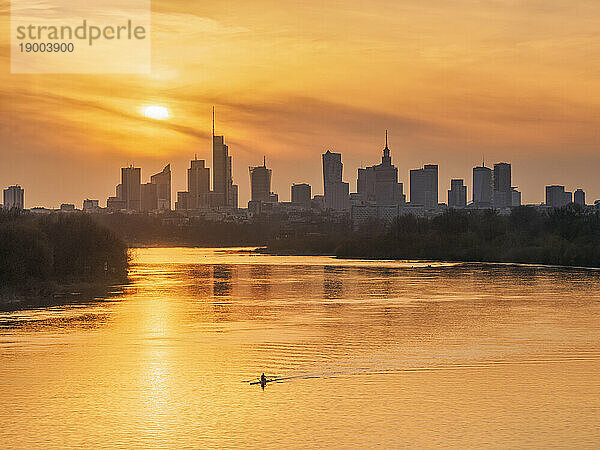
19, 42, 74, 52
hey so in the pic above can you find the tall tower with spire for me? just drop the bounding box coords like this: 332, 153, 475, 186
356, 130, 405, 205
211, 107, 238, 208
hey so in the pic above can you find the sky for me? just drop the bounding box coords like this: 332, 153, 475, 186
2, 0, 600, 208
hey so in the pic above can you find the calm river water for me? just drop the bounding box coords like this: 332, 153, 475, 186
1, 248, 600, 448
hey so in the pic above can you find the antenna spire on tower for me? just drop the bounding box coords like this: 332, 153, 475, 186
212, 106, 215, 137
385, 129, 388, 149
263, 155, 266, 167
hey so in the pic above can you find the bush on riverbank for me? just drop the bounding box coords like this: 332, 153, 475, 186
270, 205, 600, 267
0, 210, 128, 291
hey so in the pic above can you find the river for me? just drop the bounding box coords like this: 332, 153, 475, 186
1, 247, 599, 447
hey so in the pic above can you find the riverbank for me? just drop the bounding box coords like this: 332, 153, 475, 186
264, 206, 600, 268
0, 211, 129, 311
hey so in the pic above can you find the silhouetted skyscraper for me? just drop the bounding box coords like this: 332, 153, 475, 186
249, 157, 275, 203
141, 182, 158, 212
322, 150, 350, 211
212, 108, 237, 207
546, 185, 572, 207
357, 131, 405, 205
448, 179, 467, 208
493, 162, 511, 208
121, 166, 141, 211
150, 164, 171, 210
189, 158, 210, 207
410, 164, 438, 208
291, 183, 311, 208
511, 188, 522, 207
3, 185, 24, 209
574, 189, 585, 206
473, 165, 492, 206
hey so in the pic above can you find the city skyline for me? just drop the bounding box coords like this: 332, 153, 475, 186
2, 133, 592, 211
4, 1, 600, 207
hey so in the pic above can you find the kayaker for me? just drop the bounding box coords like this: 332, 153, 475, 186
261, 373, 267, 384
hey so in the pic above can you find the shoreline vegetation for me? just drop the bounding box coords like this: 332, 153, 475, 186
265, 205, 600, 268
92, 205, 600, 269
0, 210, 128, 311
3, 205, 599, 311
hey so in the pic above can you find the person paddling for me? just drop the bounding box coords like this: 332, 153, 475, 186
260, 373, 267, 385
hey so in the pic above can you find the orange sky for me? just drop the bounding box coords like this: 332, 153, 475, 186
2, 0, 600, 207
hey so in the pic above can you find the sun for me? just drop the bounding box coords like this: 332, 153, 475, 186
142, 105, 170, 120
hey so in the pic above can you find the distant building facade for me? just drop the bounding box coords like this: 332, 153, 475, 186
150, 164, 171, 210
249, 157, 277, 204
60, 203, 75, 212
472, 165, 493, 207
141, 182, 158, 212
291, 183, 311, 208
511, 188, 522, 207
410, 164, 438, 208
574, 189, 586, 206
546, 185, 572, 207
3, 185, 24, 209
356, 132, 405, 205
121, 166, 141, 211
448, 179, 467, 208
322, 150, 349, 211
82, 199, 100, 212
493, 163, 511, 209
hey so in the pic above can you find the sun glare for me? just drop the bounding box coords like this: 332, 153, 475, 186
142, 105, 170, 120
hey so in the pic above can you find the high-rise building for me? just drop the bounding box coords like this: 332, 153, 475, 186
175, 158, 211, 211
3, 185, 24, 209
448, 179, 467, 208
357, 131, 405, 205
493, 162, 511, 208
291, 183, 311, 208
511, 188, 522, 207
322, 150, 350, 211
189, 158, 211, 208
141, 182, 158, 212
410, 164, 438, 208
546, 185, 572, 207
150, 164, 171, 210
211, 109, 238, 207
472, 165, 493, 207
249, 157, 277, 204
574, 189, 586, 206
120, 166, 141, 211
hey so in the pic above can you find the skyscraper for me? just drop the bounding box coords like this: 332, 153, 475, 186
546, 185, 572, 207
448, 179, 467, 208
3, 185, 24, 209
410, 164, 438, 208
141, 182, 158, 212
472, 165, 493, 206
493, 162, 511, 208
212, 108, 238, 207
291, 183, 311, 208
322, 150, 350, 211
249, 157, 275, 203
356, 131, 405, 205
574, 189, 586, 206
150, 164, 171, 210
121, 166, 141, 211
188, 158, 210, 208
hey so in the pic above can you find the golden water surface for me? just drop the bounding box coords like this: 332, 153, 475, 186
1, 248, 600, 448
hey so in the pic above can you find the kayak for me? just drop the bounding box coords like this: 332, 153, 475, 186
250, 378, 275, 385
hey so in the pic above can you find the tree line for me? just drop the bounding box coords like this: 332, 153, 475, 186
270, 205, 600, 267
0, 210, 128, 287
